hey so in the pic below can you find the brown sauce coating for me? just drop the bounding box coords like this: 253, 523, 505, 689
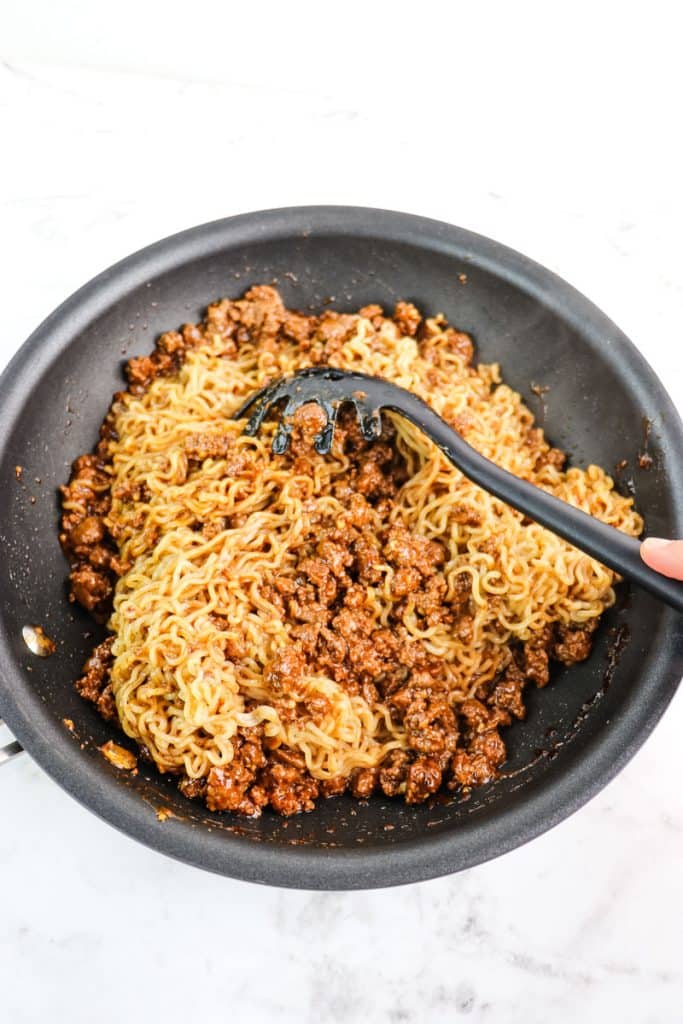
67, 286, 601, 817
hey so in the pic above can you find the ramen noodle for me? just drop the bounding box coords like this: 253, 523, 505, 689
60, 287, 642, 815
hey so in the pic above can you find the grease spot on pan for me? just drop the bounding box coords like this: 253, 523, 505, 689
22, 624, 56, 657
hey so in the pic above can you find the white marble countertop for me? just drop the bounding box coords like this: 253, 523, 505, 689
1, 5, 682, 1021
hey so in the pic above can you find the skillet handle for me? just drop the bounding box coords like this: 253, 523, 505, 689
0, 717, 24, 765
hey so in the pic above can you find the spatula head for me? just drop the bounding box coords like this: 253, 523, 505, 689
236, 366, 385, 454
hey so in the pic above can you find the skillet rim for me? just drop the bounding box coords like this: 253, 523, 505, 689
0, 205, 681, 889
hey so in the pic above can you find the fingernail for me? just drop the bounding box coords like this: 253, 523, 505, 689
642, 537, 671, 551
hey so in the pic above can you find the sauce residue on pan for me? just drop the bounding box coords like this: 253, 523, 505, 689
638, 417, 654, 470
99, 740, 138, 772
529, 382, 550, 425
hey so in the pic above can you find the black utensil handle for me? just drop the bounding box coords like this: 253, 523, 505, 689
392, 396, 683, 613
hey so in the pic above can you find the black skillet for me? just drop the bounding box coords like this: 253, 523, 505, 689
0, 207, 681, 889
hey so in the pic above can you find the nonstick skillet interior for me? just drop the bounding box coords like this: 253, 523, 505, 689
0, 207, 681, 889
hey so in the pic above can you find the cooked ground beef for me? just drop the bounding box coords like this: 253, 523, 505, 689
75, 637, 118, 724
